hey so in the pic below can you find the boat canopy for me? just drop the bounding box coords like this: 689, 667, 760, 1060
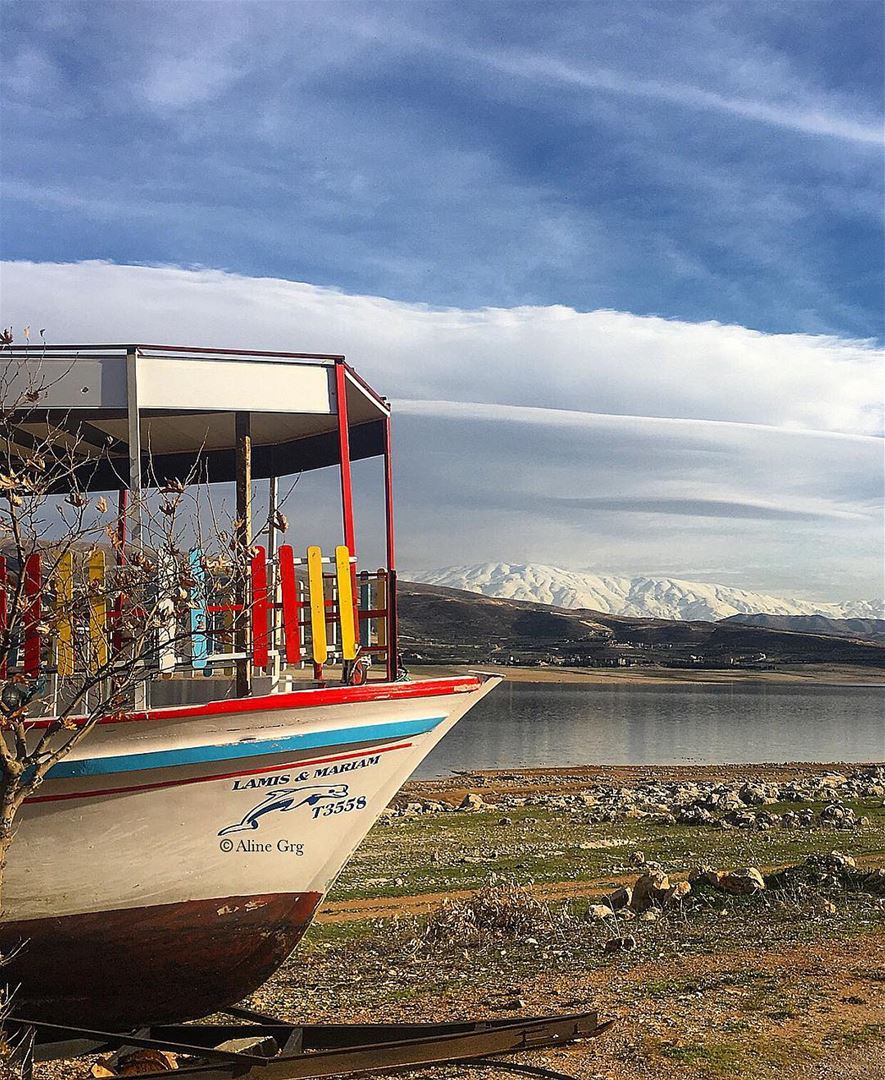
1, 344, 390, 489
0, 343, 399, 692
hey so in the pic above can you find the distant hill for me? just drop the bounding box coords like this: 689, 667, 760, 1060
721, 613, 885, 644
399, 580, 885, 668
411, 563, 882, 622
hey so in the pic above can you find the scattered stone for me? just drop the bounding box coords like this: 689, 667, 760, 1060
502, 997, 527, 1010
819, 803, 857, 829
630, 851, 646, 866
603, 935, 637, 954
630, 870, 671, 911
607, 885, 632, 911
811, 896, 838, 915
498, 817, 514, 826
827, 851, 857, 869
108, 1050, 179, 1075
664, 880, 692, 905
588, 903, 617, 920
718, 867, 766, 895
689, 865, 722, 888
460, 792, 487, 811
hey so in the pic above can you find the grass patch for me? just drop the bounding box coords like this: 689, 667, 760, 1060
657, 1038, 751, 1075
328, 799, 885, 903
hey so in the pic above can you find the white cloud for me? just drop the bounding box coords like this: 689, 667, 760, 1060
2, 260, 880, 436
1, 260, 881, 597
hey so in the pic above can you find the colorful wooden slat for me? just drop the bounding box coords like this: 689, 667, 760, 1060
22, 552, 43, 676
307, 546, 327, 666
250, 545, 269, 670
56, 552, 75, 677
189, 549, 208, 670
278, 544, 301, 665
87, 550, 108, 672
335, 546, 357, 661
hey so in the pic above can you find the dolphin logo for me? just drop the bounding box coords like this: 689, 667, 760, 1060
218, 783, 349, 836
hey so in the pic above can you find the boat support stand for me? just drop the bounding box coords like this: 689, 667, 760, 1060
8, 1005, 611, 1079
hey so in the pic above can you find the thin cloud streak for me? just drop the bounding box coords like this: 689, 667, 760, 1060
475, 50, 884, 147
393, 399, 884, 444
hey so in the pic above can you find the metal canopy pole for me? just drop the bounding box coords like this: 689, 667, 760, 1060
125, 349, 146, 710
125, 350, 142, 553
235, 411, 253, 698
383, 415, 398, 682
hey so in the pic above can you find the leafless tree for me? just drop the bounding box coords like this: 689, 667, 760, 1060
0, 332, 257, 1048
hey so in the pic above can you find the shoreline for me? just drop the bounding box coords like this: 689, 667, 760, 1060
403, 760, 885, 803
410, 661, 885, 686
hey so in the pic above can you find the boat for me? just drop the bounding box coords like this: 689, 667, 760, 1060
0, 344, 500, 1028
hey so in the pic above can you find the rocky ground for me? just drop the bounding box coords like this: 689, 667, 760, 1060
29, 763, 885, 1079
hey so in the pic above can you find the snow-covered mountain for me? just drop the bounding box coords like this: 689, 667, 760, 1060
410, 563, 883, 622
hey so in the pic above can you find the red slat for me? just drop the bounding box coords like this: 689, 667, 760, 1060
250, 545, 269, 670
278, 545, 301, 665
23, 552, 42, 676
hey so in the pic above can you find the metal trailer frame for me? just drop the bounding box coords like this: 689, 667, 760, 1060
8, 1006, 611, 1079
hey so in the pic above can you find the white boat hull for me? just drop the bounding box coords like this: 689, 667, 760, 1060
1, 674, 499, 1026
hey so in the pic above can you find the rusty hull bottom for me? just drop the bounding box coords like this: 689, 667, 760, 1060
0, 892, 322, 1028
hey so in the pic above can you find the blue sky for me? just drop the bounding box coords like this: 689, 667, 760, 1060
2, 1, 882, 338
1, 3, 883, 601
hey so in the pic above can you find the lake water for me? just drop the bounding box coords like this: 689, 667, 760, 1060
416, 680, 885, 777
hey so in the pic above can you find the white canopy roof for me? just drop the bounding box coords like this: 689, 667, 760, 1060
2, 344, 390, 488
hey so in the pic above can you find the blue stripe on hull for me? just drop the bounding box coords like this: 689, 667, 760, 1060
46, 716, 447, 780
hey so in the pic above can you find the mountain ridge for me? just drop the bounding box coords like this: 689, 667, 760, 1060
410, 563, 882, 622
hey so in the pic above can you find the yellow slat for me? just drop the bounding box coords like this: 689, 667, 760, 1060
307, 546, 327, 665
56, 552, 74, 676
88, 549, 108, 672
335, 546, 357, 661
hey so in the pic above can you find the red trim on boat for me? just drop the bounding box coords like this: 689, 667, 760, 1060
25, 675, 483, 729
25, 741, 414, 804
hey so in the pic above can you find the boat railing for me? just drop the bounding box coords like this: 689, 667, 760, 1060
0, 544, 395, 710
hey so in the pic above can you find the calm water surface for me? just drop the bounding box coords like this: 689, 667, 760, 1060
417, 681, 885, 777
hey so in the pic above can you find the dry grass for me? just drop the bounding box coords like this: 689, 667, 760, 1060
421, 878, 562, 946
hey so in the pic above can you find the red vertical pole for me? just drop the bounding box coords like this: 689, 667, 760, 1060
23, 552, 41, 677
335, 362, 356, 555
335, 362, 360, 668
383, 415, 398, 681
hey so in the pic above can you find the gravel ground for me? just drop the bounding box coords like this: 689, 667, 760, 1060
21, 762, 885, 1080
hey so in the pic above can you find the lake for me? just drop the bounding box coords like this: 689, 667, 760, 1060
416, 680, 885, 777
